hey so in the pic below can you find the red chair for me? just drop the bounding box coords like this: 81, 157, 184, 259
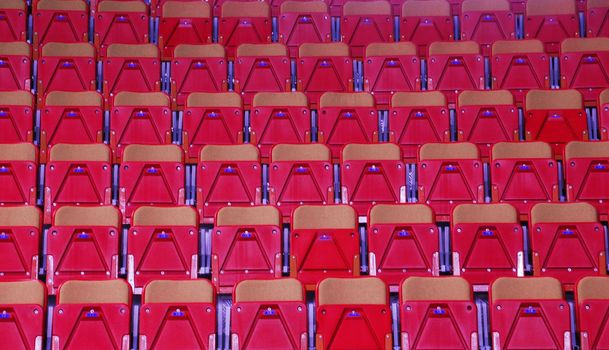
119, 145, 186, 224
389, 91, 449, 161
52, 280, 131, 350
170, 44, 228, 110
490, 142, 558, 218
316, 277, 392, 350
363, 42, 421, 107
524, 89, 587, 154
0, 41, 31, 91
530, 203, 606, 286
0, 91, 34, 143
269, 144, 333, 218
234, 43, 291, 106
601, 89, 609, 139
461, 0, 514, 55
196, 144, 262, 224
417, 142, 484, 220
318, 92, 378, 157
218, 1, 271, 57
33, 0, 88, 56
0, 206, 41, 281
103, 44, 161, 99
0, 143, 37, 206
297, 43, 353, 107
0, 0, 27, 42
159, 1, 212, 60
451, 204, 524, 285
491, 39, 549, 105
139, 280, 216, 350
46, 206, 121, 295
212, 206, 282, 293
587, 0, 609, 37
560, 38, 609, 104
232, 279, 307, 350
250, 92, 311, 159
367, 204, 439, 287
576, 277, 609, 350
0, 281, 45, 349
183, 92, 243, 162
400, 0, 453, 57
38, 42, 96, 100
44, 144, 112, 223
95, 0, 149, 56
278, 0, 331, 58
127, 206, 198, 294
290, 205, 359, 289
341, 0, 393, 57
524, 0, 579, 54
490, 277, 571, 349
400, 277, 478, 349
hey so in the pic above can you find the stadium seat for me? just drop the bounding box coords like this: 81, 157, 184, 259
0, 206, 41, 281
316, 277, 392, 350
268, 144, 333, 219
290, 205, 359, 289
95, 0, 149, 55
489, 277, 571, 349
400, 0, 453, 56
232, 278, 307, 350
170, 44, 228, 110
139, 280, 216, 350
524, 89, 587, 154
297, 43, 353, 107
491, 40, 549, 104
587, 0, 609, 37
490, 142, 558, 218
212, 206, 282, 292
103, 44, 161, 99
250, 92, 310, 159
460, 0, 514, 55
389, 91, 449, 160
158, 1, 212, 60
456, 90, 519, 158
451, 203, 524, 285
234, 44, 291, 106
0, 91, 34, 143
0, 143, 38, 206
0, 0, 27, 42
0, 280, 45, 349
119, 144, 186, 223
363, 42, 420, 107
400, 277, 478, 349
601, 89, 609, 139
560, 38, 609, 104
367, 204, 439, 287
524, 0, 579, 54
218, 1, 272, 57
530, 203, 606, 286
46, 206, 121, 295
197, 144, 261, 224
52, 280, 131, 350
576, 276, 609, 350
44, 144, 112, 223
341, 1, 393, 57
127, 206, 198, 293
33, 0, 88, 55
318, 92, 378, 157
417, 142, 484, 220
565, 141, 609, 218
0, 41, 31, 91
278, 1, 331, 58
341, 143, 405, 216
427, 41, 485, 104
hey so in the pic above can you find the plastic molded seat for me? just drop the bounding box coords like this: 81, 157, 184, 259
341, 1, 393, 57
38, 43, 96, 100
461, 0, 514, 55
44, 144, 112, 223
278, 1, 331, 57
368, 204, 439, 287
0, 91, 34, 143
159, 1, 212, 60
197, 144, 261, 223
0, 0, 27, 42
218, 1, 271, 57
33, 0, 88, 55
269, 144, 333, 218
290, 205, 359, 289
52, 280, 131, 350
0, 143, 38, 206
560, 38, 609, 103
0, 280, 45, 349
576, 277, 609, 350
95, 0, 149, 55
212, 206, 282, 292
104, 44, 161, 99
530, 203, 606, 285
400, 277, 478, 349
524, 0, 579, 54
490, 277, 570, 349
600, 89, 609, 139
0, 42, 32, 91
587, 0, 609, 37
565, 141, 609, 217
139, 280, 216, 350
400, 0, 453, 56
46, 206, 121, 294
316, 277, 392, 350
0, 206, 41, 281
127, 206, 198, 293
